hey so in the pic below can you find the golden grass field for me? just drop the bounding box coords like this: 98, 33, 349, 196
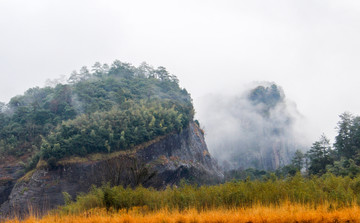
5, 203, 360, 223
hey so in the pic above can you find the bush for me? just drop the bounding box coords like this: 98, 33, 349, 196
59, 173, 360, 214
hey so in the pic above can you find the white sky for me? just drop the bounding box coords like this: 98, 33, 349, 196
1, 0, 360, 143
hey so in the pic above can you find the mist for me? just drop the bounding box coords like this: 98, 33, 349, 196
197, 82, 311, 170
1, 0, 360, 153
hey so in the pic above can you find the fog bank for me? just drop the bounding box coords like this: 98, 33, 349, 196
197, 82, 311, 170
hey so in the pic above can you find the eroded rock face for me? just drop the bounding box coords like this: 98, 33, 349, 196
0, 163, 24, 212
0, 180, 14, 207
0, 122, 223, 218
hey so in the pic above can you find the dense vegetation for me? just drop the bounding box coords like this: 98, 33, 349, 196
0, 61, 193, 167
60, 172, 360, 214
42, 171, 360, 223
272, 112, 360, 178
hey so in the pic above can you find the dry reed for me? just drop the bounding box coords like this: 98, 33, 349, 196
4, 202, 360, 223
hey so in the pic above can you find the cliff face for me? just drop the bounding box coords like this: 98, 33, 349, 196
0, 122, 223, 217
0, 163, 24, 209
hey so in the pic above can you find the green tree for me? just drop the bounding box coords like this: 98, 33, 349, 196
291, 149, 304, 171
334, 112, 354, 159
307, 135, 333, 175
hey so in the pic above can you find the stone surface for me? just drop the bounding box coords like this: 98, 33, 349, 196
0, 122, 223, 218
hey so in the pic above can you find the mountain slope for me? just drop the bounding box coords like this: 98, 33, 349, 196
0, 61, 222, 218
0, 121, 223, 217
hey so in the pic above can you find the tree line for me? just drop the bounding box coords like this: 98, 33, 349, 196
224, 112, 360, 180
273, 112, 360, 177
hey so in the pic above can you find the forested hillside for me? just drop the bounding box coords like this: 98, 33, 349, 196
0, 61, 193, 169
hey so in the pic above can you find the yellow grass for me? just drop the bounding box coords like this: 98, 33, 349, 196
5, 202, 360, 223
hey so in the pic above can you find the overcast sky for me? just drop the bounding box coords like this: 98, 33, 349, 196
1, 0, 360, 143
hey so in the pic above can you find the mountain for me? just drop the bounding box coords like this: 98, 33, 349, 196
0, 61, 223, 217
198, 82, 307, 170
1, 121, 222, 217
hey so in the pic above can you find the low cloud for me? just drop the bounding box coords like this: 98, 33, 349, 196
197, 82, 310, 170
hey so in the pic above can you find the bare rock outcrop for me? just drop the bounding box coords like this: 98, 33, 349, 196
0, 122, 223, 218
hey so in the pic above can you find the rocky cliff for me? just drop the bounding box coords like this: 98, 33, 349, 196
0, 122, 223, 218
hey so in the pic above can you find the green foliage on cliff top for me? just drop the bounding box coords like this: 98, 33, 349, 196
0, 61, 193, 167
41, 100, 189, 161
